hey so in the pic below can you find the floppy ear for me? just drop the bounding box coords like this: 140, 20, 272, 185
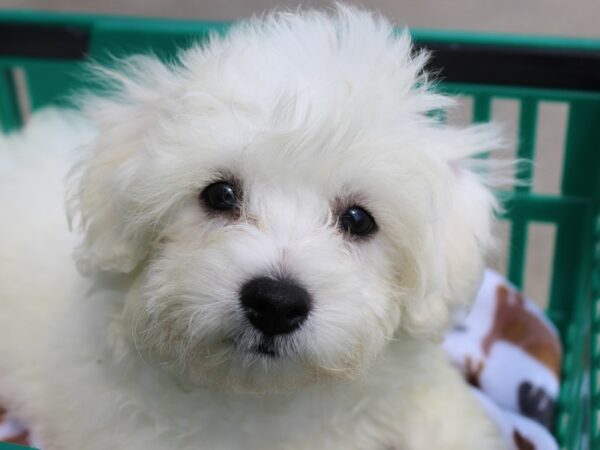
68, 56, 178, 274
399, 124, 504, 341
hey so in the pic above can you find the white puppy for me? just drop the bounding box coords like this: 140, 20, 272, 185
0, 5, 507, 450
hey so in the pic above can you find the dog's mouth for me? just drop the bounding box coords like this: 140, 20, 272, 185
254, 339, 278, 357
231, 335, 279, 358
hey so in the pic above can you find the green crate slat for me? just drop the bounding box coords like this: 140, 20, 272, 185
442, 82, 600, 103
0, 67, 22, 132
23, 61, 83, 109
562, 101, 600, 199
507, 219, 528, 289
591, 215, 600, 449
0, 444, 37, 450
515, 99, 539, 191
501, 193, 591, 222
87, 19, 218, 61
556, 319, 587, 448
506, 94, 540, 290
472, 94, 491, 123
410, 27, 600, 51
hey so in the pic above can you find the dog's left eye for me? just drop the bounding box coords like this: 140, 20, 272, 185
201, 181, 240, 211
339, 206, 376, 237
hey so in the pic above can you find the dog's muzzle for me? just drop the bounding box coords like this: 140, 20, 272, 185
240, 277, 311, 337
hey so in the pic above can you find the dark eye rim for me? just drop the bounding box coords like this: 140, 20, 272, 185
200, 178, 242, 213
338, 204, 378, 238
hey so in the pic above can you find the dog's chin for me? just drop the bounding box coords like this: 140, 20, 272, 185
194, 342, 319, 393
155, 336, 368, 394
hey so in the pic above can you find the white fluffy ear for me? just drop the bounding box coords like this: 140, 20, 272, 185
69, 123, 148, 274
68, 57, 177, 274
399, 124, 504, 341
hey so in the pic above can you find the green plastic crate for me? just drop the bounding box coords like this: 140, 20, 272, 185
0, 10, 599, 450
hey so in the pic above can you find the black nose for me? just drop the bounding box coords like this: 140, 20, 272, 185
240, 277, 311, 336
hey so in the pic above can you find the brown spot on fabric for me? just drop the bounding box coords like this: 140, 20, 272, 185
482, 285, 562, 377
5, 431, 30, 446
465, 355, 484, 387
5, 430, 30, 445
1, 404, 31, 446
513, 429, 536, 450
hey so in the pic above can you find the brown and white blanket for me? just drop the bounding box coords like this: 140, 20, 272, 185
444, 269, 561, 450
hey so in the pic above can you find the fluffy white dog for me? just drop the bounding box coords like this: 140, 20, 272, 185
0, 5, 508, 449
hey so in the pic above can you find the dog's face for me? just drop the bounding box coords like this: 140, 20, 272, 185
70, 8, 499, 391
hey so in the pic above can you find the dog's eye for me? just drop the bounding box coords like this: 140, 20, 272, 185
201, 182, 240, 211
339, 206, 376, 237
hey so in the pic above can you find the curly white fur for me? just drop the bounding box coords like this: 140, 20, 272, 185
0, 5, 508, 449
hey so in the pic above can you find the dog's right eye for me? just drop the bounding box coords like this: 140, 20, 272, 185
339, 206, 377, 237
201, 182, 240, 211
